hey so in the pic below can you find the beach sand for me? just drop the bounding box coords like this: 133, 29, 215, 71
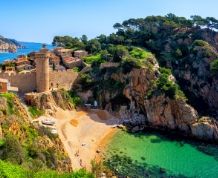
53, 108, 118, 170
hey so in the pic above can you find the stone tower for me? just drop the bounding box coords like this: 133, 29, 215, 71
35, 49, 50, 93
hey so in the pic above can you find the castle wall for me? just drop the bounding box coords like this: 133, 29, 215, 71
0, 71, 36, 94
0, 69, 78, 94
50, 69, 78, 90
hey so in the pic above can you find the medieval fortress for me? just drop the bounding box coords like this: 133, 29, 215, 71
0, 47, 86, 94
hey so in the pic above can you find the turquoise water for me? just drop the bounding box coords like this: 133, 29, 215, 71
105, 131, 218, 178
0, 42, 53, 62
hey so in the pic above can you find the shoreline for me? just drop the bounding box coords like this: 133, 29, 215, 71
94, 127, 119, 163
52, 108, 119, 170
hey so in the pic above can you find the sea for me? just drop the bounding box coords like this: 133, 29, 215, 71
105, 130, 218, 178
0, 42, 54, 63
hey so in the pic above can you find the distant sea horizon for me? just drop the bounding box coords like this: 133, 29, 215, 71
0, 42, 54, 63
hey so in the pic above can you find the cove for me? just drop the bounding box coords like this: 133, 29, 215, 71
104, 130, 218, 178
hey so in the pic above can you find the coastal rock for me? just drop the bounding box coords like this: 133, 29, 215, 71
119, 64, 218, 141
123, 66, 218, 141
125, 66, 218, 141
191, 117, 218, 140
74, 48, 218, 142
25, 90, 74, 112
0, 36, 21, 53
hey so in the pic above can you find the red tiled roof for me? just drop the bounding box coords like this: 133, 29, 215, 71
63, 57, 81, 64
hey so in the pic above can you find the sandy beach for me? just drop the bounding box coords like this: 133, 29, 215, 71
53, 108, 118, 170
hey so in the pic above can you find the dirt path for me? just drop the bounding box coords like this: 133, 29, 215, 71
54, 108, 118, 170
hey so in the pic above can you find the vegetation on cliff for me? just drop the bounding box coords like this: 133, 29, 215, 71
210, 59, 218, 74
28, 106, 44, 118
0, 93, 93, 177
146, 67, 186, 100
54, 13, 218, 118
52, 14, 218, 144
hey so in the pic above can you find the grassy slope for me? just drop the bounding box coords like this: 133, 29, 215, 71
0, 93, 94, 178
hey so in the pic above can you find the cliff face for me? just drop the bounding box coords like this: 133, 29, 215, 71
123, 67, 218, 141
25, 90, 74, 115
153, 28, 218, 119
74, 51, 218, 142
0, 36, 21, 53
107, 16, 218, 121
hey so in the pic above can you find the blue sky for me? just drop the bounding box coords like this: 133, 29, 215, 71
0, 0, 218, 43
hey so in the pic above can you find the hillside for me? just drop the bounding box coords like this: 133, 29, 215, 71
53, 14, 218, 142
0, 36, 21, 53
0, 92, 94, 177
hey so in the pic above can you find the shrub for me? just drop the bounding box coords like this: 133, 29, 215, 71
175, 48, 183, 58
146, 68, 186, 100
24, 126, 39, 144
0, 160, 30, 178
2, 134, 25, 165
129, 47, 153, 59
83, 54, 105, 65
0, 160, 94, 178
70, 169, 95, 178
0, 93, 15, 115
157, 68, 186, 100
100, 50, 113, 61
121, 59, 137, 74
193, 40, 209, 47
192, 40, 216, 58
68, 91, 82, 107
91, 160, 104, 177
111, 45, 129, 62
0, 139, 5, 147
79, 73, 94, 88
28, 106, 44, 118
210, 59, 218, 73
72, 67, 80, 72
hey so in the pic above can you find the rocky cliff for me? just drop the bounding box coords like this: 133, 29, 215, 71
25, 90, 74, 115
110, 16, 218, 120
0, 35, 21, 53
123, 67, 218, 141
73, 48, 218, 142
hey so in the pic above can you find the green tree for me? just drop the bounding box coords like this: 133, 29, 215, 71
52, 36, 85, 49
190, 15, 208, 26
86, 39, 101, 53
81, 35, 88, 44
108, 45, 129, 62
210, 59, 218, 74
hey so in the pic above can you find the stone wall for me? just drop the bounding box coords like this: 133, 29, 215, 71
50, 69, 78, 90
0, 69, 78, 94
0, 71, 36, 93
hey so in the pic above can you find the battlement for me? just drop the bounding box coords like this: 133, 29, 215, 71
0, 70, 36, 78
